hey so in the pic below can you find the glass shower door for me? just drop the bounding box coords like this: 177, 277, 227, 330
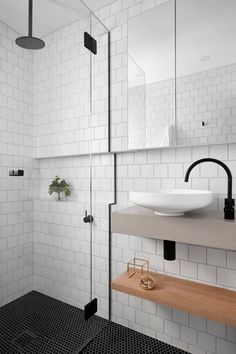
32, 0, 110, 352
65, 4, 110, 352
90, 14, 110, 324
67, 6, 110, 354
79, 10, 110, 343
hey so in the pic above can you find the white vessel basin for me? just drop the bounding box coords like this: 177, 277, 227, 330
129, 189, 214, 216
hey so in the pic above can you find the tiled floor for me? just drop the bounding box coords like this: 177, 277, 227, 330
0, 291, 188, 354
83, 321, 189, 354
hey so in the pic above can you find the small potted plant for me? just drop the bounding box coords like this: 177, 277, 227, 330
48, 176, 71, 201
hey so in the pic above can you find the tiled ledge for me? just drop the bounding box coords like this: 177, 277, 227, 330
33, 199, 110, 215
33, 199, 110, 205
112, 206, 236, 251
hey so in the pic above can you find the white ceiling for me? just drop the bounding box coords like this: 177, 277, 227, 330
0, 0, 114, 37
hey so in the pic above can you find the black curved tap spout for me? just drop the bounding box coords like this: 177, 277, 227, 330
184, 158, 234, 220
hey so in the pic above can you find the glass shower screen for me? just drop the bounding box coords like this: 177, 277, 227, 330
32, 0, 109, 351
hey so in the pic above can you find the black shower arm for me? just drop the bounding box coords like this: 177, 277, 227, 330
29, 0, 33, 37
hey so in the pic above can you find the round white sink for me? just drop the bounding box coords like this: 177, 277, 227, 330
129, 189, 214, 216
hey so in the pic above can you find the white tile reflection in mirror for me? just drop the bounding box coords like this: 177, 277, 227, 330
128, 1, 176, 150
127, 0, 236, 150
176, 0, 236, 146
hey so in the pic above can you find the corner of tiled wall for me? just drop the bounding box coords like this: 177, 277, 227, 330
0, 20, 34, 305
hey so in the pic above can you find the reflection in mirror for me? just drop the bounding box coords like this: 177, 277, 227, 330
176, 0, 236, 145
128, 1, 175, 150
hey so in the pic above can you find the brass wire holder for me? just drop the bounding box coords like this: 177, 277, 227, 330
127, 258, 149, 278
127, 258, 155, 290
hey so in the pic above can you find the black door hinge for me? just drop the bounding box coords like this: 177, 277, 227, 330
84, 298, 97, 321
84, 32, 97, 55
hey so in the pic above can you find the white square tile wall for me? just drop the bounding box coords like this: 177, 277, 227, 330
111, 143, 236, 354
176, 65, 236, 146
0, 20, 35, 305
32, 153, 114, 319
33, 17, 109, 158
33, 18, 91, 158
129, 65, 236, 149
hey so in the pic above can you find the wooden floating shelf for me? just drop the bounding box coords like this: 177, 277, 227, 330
112, 270, 236, 326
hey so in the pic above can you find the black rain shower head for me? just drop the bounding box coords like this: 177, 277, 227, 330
15, 36, 45, 50
15, 0, 45, 50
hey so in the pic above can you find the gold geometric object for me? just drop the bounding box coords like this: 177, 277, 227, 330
127, 258, 149, 278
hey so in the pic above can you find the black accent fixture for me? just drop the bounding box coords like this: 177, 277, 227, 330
83, 210, 93, 223
108, 153, 117, 321
29, 0, 33, 36
84, 298, 98, 321
18, 170, 24, 176
108, 32, 111, 152
184, 158, 235, 220
163, 0, 176, 262
164, 240, 176, 261
9, 169, 24, 176
106, 31, 116, 322
202, 121, 205, 126
15, 0, 45, 50
84, 32, 97, 55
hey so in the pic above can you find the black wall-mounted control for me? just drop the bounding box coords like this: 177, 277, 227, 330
9, 170, 24, 176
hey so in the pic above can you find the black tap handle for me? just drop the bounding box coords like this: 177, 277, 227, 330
224, 199, 235, 220
83, 210, 93, 223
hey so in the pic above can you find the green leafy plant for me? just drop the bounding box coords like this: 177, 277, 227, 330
48, 176, 71, 201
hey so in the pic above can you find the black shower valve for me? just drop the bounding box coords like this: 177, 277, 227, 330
83, 210, 93, 223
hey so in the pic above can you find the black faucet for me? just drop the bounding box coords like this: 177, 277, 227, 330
184, 158, 234, 220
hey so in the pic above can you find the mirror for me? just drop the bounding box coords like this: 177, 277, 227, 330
176, 0, 236, 146
128, 1, 175, 150
128, 0, 236, 150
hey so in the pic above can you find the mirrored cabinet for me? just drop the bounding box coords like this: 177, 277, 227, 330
128, 0, 175, 150
127, 0, 236, 150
